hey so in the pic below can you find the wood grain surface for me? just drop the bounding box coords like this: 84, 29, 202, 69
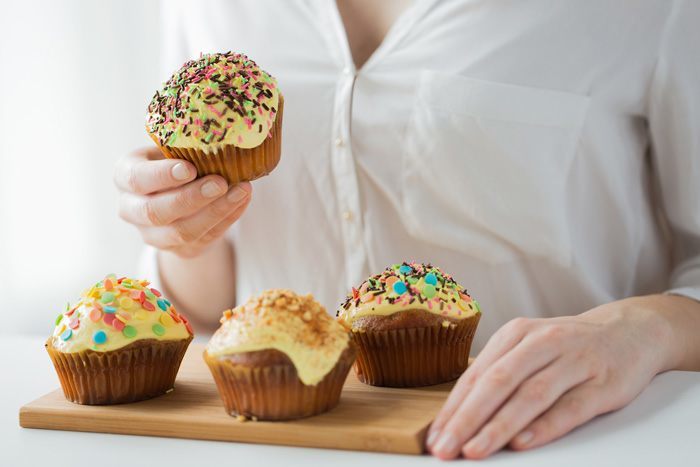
20, 343, 462, 454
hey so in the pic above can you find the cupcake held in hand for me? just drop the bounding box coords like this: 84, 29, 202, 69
46, 274, 194, 405
337, 262, 481, 388
204, 289, 356, 421
147, 51, 283, 184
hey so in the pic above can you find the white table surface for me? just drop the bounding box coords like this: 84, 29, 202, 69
2, 335, 698, 467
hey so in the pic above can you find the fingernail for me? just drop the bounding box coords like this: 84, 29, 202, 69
172, 162, 191, 181
515, 430, 534, 447
432, 433, 457, 454
201, 180, 225, 198
426, 431, 439, 448
228, 185, 248, 203
465, 433, 491, 456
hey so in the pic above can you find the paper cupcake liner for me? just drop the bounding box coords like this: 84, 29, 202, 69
203, 346, 355, 421
46, 337, 192, 405
150, 95, 284, 185
352, 314, 480, 387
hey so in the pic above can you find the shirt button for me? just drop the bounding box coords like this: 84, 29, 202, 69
334, 137, 344, 147
342, 210, 353, 221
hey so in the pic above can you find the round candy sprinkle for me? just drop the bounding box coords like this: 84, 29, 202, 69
424, 273, 438, 286
60, 328, 72, 341
112, 319, 126, 332
143, 300, 155, 311
89, 308, 102, 322
150, 288, 162, 297
144, 289, 156, 300
103, 313, 117, 326
385, 276, 399, 289
134, 310, 147, 320
100, 292, 115, 304
68, 318, 80, 330
398, 264, 413, 275
92, 330, 107, 344
157, 299, 168, 311
55, 314, 63, 326
163, 299, 171, 307
122, 325, 137, 338
160, 313, 174, 327
104, 306, 117, 314
407, 276, 419, 284
152, 323, 166, 336
119, 297, 134, 309
393, 281, 407, 295
423, 284, 437, 299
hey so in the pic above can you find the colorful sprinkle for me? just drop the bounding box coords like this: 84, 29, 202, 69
143, 300, 156, 312
119, 297, 134, 309
157, 299, 168, 311
152, 323, 166, 336
112, 319, 125, 332
55, 314, 63, 326
160, 313, 174, 327
424, 273, 438, 286
122, 325, 137, 338
100, 292, 115, 304
60, 328, 72, 341
103, 306, 117, 314
89, 308, 102, 322
393, 281, 408, 295
398, 264, 413, 275
92, 330, 107, 344
423, 284, 437, 299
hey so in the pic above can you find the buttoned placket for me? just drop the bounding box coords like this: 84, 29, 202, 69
326, 7, 368, 286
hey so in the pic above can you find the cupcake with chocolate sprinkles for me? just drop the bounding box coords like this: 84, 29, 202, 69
46, 274, 194, 405
204, 289, 356, 421
337, 262, 481, 387
147, 51, 283, 184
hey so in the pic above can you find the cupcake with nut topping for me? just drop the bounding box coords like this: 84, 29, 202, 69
204, 289, 356, 421
337, 262, 481, 387
46, 274, 194, 405
147, 51, 283, 184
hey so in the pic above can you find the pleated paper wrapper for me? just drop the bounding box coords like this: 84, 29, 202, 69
150, 96, 284, 185
46, 337, 192, 405
351, 313, 480, 387
204, 346, 356, 421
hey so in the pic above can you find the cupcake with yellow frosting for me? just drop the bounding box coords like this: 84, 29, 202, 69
46, 274, 194, 405
337, 262, 481, 387
204, 289, 356, 421
147, 51, 283, 185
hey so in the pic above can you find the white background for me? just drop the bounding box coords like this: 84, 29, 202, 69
0, 1, 163, 336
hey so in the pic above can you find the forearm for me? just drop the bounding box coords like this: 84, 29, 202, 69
158, 237, 236, 332
594, 294, 700, 372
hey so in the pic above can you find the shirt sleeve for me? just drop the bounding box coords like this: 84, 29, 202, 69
648, 0, 700, 302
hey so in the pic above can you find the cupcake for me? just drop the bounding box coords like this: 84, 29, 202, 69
46, 274, 194, 405
204, 289, 356, 421
337, 262, 481, 387
147, 51, 283, 185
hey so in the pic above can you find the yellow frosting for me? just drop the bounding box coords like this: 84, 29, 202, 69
147, 51, 280, 151
336, 262, 481, 325
49, 274, 193, 353
206, 289, 351, 386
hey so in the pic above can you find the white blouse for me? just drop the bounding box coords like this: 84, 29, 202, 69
142, 0, 700, 351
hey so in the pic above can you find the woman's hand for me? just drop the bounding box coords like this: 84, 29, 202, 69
114, 147, 252, 258
426, 296, 677, 460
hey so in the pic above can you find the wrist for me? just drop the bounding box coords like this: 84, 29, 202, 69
582, 295, 678, 374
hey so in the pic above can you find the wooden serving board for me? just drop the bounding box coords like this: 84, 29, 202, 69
20, 344, 462, 454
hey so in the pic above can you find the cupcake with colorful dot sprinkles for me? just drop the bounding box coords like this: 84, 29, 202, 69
204, 289, 356, 420
46, 274, 194, 405
147, 51, 283, 185
337, 262, 481, 387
